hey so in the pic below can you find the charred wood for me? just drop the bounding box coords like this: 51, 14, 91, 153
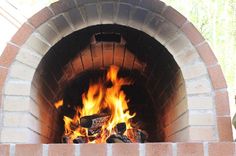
80, 113, 110, 129
114, 122, 126, 135
106, 134, 131, 143
127, 129, 148, 143
73, 136, 88, 143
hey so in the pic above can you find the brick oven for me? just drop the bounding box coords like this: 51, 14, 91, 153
0, 0, 235, 155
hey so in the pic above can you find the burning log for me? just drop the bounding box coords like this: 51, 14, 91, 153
106, 134, 132, 143
73, 136, 88, 144
127, 129, 148, 143
61, 135, 72, 143
80, 113, 110, 129
114, 122, 126, 135
70, 120, 80, 130
88, 127, 102, 136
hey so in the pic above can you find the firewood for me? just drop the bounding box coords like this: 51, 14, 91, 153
61, 135, 72, 143
70, 120, 80, 130
127, 129, 148, 143
80, 113, 110, 129
88, 127, 102, 136
73, 136, 88, 143
114, 122, 126, 135
106, 134, 131, 143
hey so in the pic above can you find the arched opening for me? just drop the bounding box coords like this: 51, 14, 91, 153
33, 24, 185, 142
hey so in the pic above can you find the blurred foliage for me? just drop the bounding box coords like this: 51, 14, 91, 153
164, 0, 236, 89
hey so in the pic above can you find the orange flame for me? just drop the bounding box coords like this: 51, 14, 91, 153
54, 100, 63, 109
55, 65, 136, 143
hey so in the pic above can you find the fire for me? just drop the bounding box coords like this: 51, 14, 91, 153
55, 65, 136, 143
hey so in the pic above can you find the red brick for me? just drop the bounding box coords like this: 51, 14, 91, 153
215, 91, 230, 116
0, 44, 19, 67
15, 144, 42, 156
112, 144, 139, 156
196, 42, 218, 66
177, 143, 203, 156
181, 23, 205, 46
81, 48, 93, 69
80, 144, 106, 156
208, 65, 227, 90
208, 143, 235, 156
146, 143, 172, 156
71, 55, 84, 73
28, 7, 54, 28
163, 6, 187, 28
50, 0, 76, 15
0, 67, 8, 89
11, 23, 34, 46
0, 144, 10, 156
217, 117, 233, 141
48, 144, 75, 156
123, 51, 135, 69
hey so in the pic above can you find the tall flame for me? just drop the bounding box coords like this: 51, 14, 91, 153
55, 65, 135, 143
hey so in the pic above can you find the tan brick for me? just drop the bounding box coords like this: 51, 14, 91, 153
189, 110, 214, 126
80, 144, 106, 156
15, 144, 43, 156
166, 34, 193, 56
0, 144, 10, 156
3, 96, 30, 111
164, 98, 188, 126
64, 8, 87, 30
9, 61, 35, 81
128, 7, 148, 29
189, 126, 216, 141
165, 127, 189, 142
0, 128, 41, 143
177, 143, 204, 156
146, 143, 173, 156
164, 111, 189, 137
100, 2, 115, 24
112, 144, 139, 156
3, 112, 41, 133
182, 63, 207, 80
37, 22, 61, 46
187, 96, 213, 109
48, 144, 75, 156
174, 48, 201, 67
208, 143, 235, 156
16, 46, 42, 68
186, 77, 212, 94
4, 79, 31, 96
50, 0, 76, 15
25, 33, 50, 56
155, 21, 179, 45
51, 14, 73, 37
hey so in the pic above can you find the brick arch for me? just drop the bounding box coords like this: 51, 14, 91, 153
0, 0, 232, 143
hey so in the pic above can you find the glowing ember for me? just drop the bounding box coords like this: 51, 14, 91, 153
55, 65, 145, 143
